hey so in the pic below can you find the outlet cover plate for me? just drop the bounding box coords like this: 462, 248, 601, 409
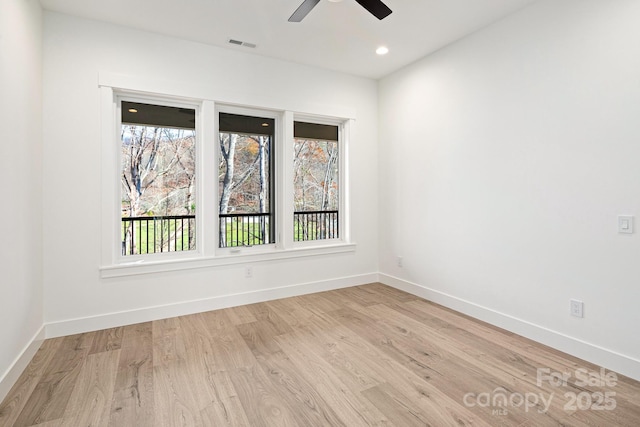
570, 299, 584, 318
618, 215, 634, 234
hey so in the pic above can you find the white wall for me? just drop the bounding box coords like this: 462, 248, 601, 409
42, 12, 379, 334
0, 0, 44, 399
379, 0, 640, 380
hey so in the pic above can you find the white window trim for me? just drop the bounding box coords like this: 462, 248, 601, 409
292, 114, 351, 248
114, 93, 204, 264
215, 104, 284, 256
100, 243, 357, 278
99, 81, 355, 279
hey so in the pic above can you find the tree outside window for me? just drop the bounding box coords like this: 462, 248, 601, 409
120, 101, 196, 255
293, 121, 339, 241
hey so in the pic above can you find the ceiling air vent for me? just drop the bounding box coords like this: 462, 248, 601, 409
227, 39, 257, 49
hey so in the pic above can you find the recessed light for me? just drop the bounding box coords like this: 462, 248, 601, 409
128, 108, 138, 113
376, 46, 389, 55
261, 123, 270, 127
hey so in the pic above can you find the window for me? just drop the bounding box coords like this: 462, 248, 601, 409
101, 83, 353, 277
120, 101, 197, 256
293, 121, 339, 241
218, 112, 275, 248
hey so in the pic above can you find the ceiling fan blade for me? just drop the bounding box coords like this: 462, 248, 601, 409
355, 0, 392, 20
289, 0, 321, 22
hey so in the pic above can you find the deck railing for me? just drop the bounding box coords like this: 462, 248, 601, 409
122, 210, 339, 254
122, 215, 196, 255
219, 212, 273, 248
294, 210, 339, 242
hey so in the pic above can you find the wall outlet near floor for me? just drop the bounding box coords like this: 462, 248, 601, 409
397, 256, 403, 267
570, 299, 584, 318
245, 266, 253, 278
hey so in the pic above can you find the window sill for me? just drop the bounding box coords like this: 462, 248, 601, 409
99, 242, 356, 278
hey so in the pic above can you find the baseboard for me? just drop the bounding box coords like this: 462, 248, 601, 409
45, 273, 379, 338
379, 273, 640, 382
0, 326, 45, 403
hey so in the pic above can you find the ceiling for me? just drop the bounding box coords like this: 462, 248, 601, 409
39, 0, 537, 79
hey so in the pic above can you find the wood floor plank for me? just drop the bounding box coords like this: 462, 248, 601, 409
222, 305, 257, 326
315, 307, 491, 426
12, 333, 94, 426
25, 420, 62, 427
199, 370, 252, 427
361, 283, 420, 303
152, 316, 204, 426
108, 322, 155, 427
207, 325, 256, 371
258, 350, 348, 426
199, 308, 234, 331
264, 297, 315, 328
2, 283, 640, 426
0, 338, 63, 427
59, 349, 120, 427
229, 363, 300, 427
89, 327, 123, 355
181, 314, 238, 406
274, 330, 391, 426
236, 321, 283, 360
296, 322, 388, 392
362, 382, 438, 427
245, 303, 294, 336
152, 313, 255, 426
332, 286, 389, 307
291, 292, 343, 315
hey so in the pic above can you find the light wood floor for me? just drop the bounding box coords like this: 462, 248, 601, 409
1, 283, 639, 426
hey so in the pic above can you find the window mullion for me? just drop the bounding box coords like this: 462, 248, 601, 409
201, 100, 217, 256
279, 111, 295, 249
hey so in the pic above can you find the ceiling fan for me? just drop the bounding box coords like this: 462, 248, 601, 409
289, 0, 392, 22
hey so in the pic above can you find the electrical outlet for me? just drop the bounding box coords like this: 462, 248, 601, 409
570, 299, 584, 318
618, 215, 634, 234
397, 256, 403, 267
245, 266, 253, 278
